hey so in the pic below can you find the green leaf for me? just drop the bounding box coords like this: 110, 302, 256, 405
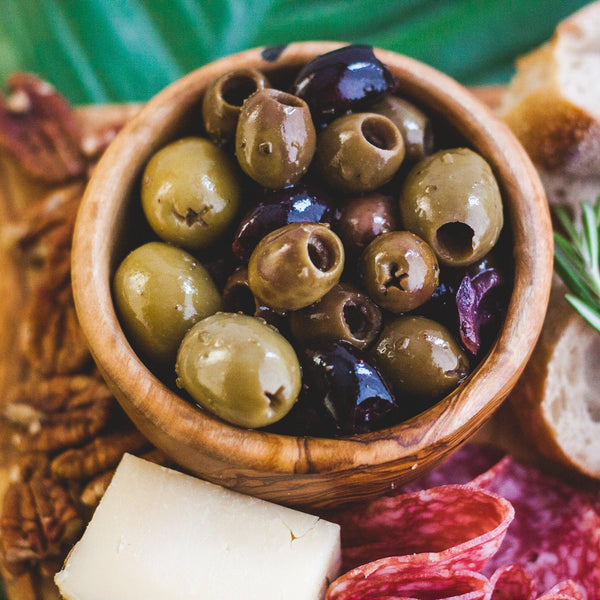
0, 0, 591, 105
567, 294, 600, 334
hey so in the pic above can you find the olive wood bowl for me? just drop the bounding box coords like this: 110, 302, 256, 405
72, 42, 553, 510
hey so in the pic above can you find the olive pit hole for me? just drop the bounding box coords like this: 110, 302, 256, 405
361, 116, 399, 151
270, 89, 305, 109
221, 75, 259, 107
265, 386, 285, 410
436, 222, 474, 258
307, 234, 337, 272
343, 302, 370, 340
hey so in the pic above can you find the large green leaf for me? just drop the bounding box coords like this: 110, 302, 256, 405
0, 0, 591, 104
0, 2, 591, 599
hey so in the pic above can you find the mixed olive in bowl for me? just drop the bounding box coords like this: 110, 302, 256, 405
71, 42, 552, 509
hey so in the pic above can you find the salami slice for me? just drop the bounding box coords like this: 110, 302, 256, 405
485, 563, 536, 600
477, 459, 600, 598
330, 485, 513, 573
326, 566, 490, 600
536, 580, 586, 600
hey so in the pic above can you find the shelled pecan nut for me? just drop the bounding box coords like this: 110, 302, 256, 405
0, 74, 88, 183
0, 478, 83, 576
51, 428, 150, 481
3, 375, 113, 453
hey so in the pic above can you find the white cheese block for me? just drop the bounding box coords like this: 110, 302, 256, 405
55, 453, 341, 600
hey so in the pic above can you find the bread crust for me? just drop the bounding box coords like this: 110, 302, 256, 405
510, 285, 600, 479
501, 2, 600, 176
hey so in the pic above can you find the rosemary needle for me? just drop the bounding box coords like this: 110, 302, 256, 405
553, 197, 600, 333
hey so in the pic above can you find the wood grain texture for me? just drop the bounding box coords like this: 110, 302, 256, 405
69, 43, 554, 510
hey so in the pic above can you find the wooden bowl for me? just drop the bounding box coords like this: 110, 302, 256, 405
72, 42, 553, 510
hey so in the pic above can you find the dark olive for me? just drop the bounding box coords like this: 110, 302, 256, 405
400, 148, 504, 267
315, 113, 405, 193
176, 312, 301, 428
235, 88, 316, 189
248, 222, 345, 311
334, 192, 397, 259
370, 95, 434, 162
232, 182, 336, 261
359, 231, 439, 313
272, 340, 397, 437
289, 283, 382, 350
113, 242, 222, 366
291, 44, 395, 127
141, 137, 241, 250
202, 68, 270, 146
373, 315, 470, 399
222, 266, 286, 327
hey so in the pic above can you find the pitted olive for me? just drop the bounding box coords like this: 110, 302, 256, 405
113, 242, 222, 365
400, 148, 503, 267
141, 137, 241, 250
175, 312, 301, 428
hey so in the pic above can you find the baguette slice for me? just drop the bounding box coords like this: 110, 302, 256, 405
500, 1, 600, 179
510, 282, 600, 479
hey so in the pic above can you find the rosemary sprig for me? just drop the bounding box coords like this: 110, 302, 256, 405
553, 197, 600, 333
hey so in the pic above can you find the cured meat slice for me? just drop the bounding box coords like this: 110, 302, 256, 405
536, 580, 586, 600
328, 485, 513, 574
326, 566, 490, 600
485, 563, 536, 600
478, 459, 600, 598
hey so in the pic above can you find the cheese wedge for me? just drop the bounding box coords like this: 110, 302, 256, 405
55, 454, 341, 600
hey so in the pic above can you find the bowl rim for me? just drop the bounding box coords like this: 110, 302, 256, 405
72, 41, 553, 479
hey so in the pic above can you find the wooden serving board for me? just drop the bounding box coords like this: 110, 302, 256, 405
0, 86, 542, 600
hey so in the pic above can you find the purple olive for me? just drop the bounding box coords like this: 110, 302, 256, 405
456, 267, 508, 356
291, 45, 395, 127
232, 182, 337, 261
272, 341, 398, 437
334, 192, 397, 259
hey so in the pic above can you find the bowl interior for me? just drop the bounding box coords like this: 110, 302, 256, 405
72, 42, 552, 509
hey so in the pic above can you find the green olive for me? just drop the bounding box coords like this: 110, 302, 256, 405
248, 222, 345, 311
315, 112, 405, 193
400, 148, 503, 267
113, 242, 222, 365
235, 88, 316, 189
372, 315, 469, 399
359, 231, 439, 313
370, 95, 434, 162
202, 68, 270, 147
175, 312, 301, 428
141, 137, 242, 250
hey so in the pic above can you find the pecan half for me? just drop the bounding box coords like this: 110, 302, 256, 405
0, 478, 83, 576
51, 428, 150, 481
4, 375, 113, 453
0, 74, 87, 183
8, 182, 83, 268
20, 273, 91, 376
9, 453, 51, 484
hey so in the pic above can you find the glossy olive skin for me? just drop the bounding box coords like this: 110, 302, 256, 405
400, 148, 504, 267
373, 315, 470, 399
141, 137, 241, 250
272, 341, 397, 437
290, 283, 382, 350
235, 88, 316, 189
334, 192, 397, 259
291, 44, 395, 127
248, 222, 345, 311
175, 312, 301, 428
371, 95, 434, 163
113, 242, 222, 365
202, 68, 270, 146
232, 182, 336, 261
315, 113, 405, 193
360, 231, 439, 313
